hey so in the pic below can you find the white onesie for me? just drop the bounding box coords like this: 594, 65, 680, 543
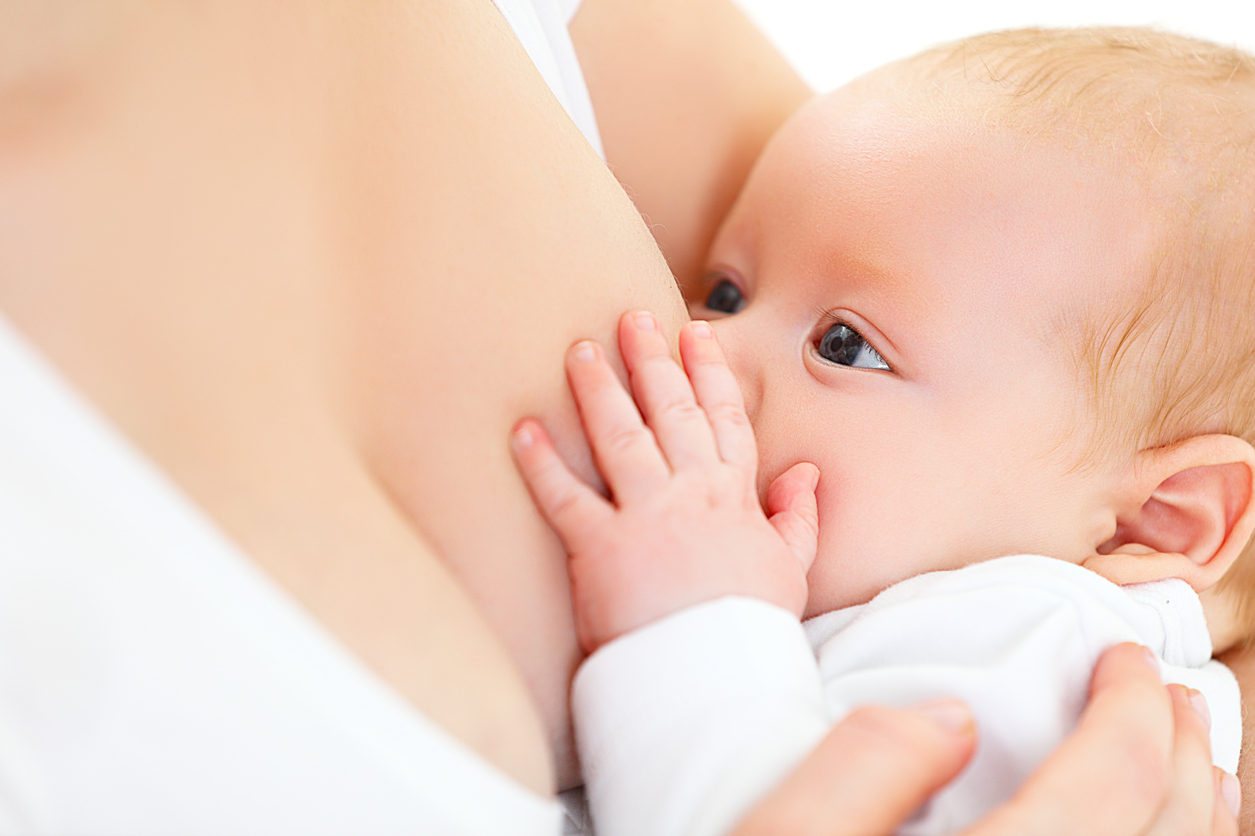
573, 556, 1241, 836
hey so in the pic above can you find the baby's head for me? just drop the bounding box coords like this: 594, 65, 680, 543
693, 27, 1255, 645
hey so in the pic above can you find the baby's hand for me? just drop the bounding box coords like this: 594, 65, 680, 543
511, 311, 819, 653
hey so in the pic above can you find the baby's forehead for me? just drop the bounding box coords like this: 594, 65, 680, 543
875, 30, 1252, 178
791, 72, 1147, 212
805, 51, 1233, 249
826, 59, 1120, 162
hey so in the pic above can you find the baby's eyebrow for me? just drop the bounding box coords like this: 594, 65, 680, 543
816, 258, 921, 335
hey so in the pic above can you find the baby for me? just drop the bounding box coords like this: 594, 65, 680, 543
512, 26, 1255, 836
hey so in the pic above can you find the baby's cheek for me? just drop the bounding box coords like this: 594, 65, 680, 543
803, 496, 937, 617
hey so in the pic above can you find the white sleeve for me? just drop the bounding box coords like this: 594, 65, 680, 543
572, 597, 828, 836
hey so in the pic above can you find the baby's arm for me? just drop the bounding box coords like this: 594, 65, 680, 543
512, 309, 818, 653
513, 310, 828, 836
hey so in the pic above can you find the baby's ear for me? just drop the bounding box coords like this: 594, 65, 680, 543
1083, 434, 1255, 591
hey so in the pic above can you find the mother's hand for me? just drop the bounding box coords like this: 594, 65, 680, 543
733, 644, 1240, 836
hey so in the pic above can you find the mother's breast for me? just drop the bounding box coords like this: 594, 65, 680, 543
0, 0, 690, 795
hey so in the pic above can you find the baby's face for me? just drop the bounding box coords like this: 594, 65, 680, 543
694, 74, 1156, 616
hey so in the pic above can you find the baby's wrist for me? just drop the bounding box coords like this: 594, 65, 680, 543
573, 575, 806, 653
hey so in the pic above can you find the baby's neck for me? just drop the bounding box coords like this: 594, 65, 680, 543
1200, 586, 1248, 653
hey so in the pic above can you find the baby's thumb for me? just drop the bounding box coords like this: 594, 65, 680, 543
766, 462, 820, 573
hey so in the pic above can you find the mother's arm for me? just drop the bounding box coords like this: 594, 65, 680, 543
570, 0, 813, 295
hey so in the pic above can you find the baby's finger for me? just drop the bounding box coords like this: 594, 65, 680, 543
566, 339, 671, 501
766, 463, 821, 575
679, 320, 757, 473
618, 311, 720, 470
510, 419, 612, 548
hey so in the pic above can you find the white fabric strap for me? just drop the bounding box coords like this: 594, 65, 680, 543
490, 0, 604, 158
0, 317, 562, 834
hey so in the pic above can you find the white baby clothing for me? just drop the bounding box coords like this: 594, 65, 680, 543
573, 555, 1240, 836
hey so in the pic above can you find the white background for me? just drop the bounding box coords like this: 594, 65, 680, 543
731, 0, 1255, 92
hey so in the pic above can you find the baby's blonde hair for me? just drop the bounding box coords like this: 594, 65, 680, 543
911, 28, 1255, 633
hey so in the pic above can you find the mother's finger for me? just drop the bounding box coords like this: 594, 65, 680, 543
1212, 770, 1241, 836
968, 643, 1173, 836
732, 701, 976, 836
1143, 686, 1221, 836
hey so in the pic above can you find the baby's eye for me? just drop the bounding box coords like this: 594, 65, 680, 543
702, 278, 746, 314
817, 323, 890, 370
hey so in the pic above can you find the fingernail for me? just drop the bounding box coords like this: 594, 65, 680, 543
512, 423, 535, 448
1188, 689, 1211, 730
1222, 772, 1242, 818
1140, 645, 1159, 669
573, 342, 596, 363
634, 312, 656, 331
691, 321, 713, 339
913, 700, 974, 735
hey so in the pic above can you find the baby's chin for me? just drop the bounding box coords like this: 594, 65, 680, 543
801, 561, 882, 620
